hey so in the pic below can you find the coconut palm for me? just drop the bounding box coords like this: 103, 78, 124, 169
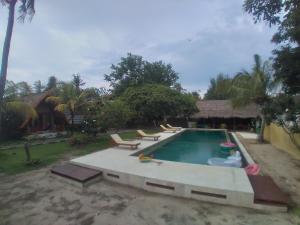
0, 0, 35, 132
231, 54, 274, 142
46, 83, 87, 134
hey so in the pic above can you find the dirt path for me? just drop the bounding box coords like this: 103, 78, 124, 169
238, 135, 300, 207
0, 164, 299, 225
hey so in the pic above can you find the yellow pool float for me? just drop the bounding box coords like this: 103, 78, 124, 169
138, 153, 153, 162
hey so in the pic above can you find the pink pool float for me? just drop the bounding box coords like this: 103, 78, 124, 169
245, 164, 261, 175
220, 142, 237, 148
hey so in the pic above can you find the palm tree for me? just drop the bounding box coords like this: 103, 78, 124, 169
72, 73, 85, 95
0, 0, 35, 132
231, 54, 274, 142
46, 83, 87, 135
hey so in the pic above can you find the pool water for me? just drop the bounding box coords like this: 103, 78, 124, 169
144, 130, 231, 165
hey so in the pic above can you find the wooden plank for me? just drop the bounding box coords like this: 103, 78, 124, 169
248, 175, 289, 206
51, 164, 102, 183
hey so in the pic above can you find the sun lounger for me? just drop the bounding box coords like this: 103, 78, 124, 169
166, 124, 182, 130
110, 134, 141, 149
137, 130, 160, 141
160, 125, 177, 133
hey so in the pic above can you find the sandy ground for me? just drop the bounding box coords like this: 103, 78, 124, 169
0, 167, 299, 225
1, 137, 300, 225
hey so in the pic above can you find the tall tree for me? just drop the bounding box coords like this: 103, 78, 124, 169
104, 53, 179, 96
4, 80, 18, 101
72, 73, 85, 95
16, 81, 32, 97
231, 54, 274, 142
244, 0, 300, 94
121, 84, 197, 126
46, 76, 57, 91
204, 74, 233, 100
0, 0, 35, 110
33, 80, 45, 94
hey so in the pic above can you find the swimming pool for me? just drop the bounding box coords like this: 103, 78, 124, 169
142, 130, 238, 165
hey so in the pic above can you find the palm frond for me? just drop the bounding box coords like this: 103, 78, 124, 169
45, 96, 61, 105
55, 104, 68, 113
6, 101, 38, 119
0, 0, 7, 6
18, 0, 35, 22
69, 100, 75, 112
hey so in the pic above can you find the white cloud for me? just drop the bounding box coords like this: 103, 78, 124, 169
0, 0, 276, 91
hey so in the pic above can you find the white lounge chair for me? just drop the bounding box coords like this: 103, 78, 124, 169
166, 124, 182, 130
137, 130, 160, 141
160, 125, 176, 133
110, 134, 141, 149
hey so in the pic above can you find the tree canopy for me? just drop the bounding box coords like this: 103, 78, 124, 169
121, 84, 197, 125
104, 53, 179, 96
244, 0, 300, 94
97, 99, 132, 131
204, 74, 233, 100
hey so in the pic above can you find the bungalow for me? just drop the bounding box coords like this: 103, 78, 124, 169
190, 100, 259, 130
20, 91, 67, 132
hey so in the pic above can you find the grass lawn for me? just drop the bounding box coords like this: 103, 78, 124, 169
0, 129, 159, 174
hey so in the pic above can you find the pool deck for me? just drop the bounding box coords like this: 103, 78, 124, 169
70, 129, 286, 211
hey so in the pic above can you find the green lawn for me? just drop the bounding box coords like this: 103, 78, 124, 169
0, 129, 159, 174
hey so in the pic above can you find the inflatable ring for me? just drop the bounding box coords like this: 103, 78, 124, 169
139, 153, 153, 163
245, 164, 260, 175
220, 142, 237, 148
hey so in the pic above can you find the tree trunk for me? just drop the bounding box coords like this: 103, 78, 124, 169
24, 142, 31, 163
257, 115, 265, 143
0, 1, 17, 134
71, 113, 74, 135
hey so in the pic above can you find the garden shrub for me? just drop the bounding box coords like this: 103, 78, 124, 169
0, 107, 25, 140
68, 133, 91, 146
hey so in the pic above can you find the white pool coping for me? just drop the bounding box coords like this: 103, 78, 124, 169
70, 129, 285, 211
237, 132, 258, 140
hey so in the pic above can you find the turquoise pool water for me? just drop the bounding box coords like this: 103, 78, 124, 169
144, 130, 230, 165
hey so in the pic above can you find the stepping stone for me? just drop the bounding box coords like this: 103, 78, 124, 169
51, 163, 102, 186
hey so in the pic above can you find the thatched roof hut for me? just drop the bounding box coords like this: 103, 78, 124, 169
191, 100, 259, 119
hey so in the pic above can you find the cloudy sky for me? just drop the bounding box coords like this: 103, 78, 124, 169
0, 0, 276, 94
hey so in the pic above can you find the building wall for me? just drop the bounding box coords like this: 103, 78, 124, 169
264, 123, 300, 160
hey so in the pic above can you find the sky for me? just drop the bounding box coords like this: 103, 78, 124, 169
0, 0, 276, 94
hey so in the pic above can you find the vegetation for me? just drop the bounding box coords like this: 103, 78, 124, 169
45, 76, 58, 91
204, 74, 233, 100
105, 53, 179, 96
244, 0, 300, 94
68, 133, 92, 146
0, 130, 158, 174
264, 94, 300, 150
0, 0, 35, 134
46, 82, 87, 134
231, 54, 274, 142
98, 99, 132, 131
244, 0, 300, 146
0, 101, 37, 140
122, 84, 197, 126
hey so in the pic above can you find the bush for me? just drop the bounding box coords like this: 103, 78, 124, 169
0, 107, 25, 140
68, 133, 91, 146
98, 99, 132, 131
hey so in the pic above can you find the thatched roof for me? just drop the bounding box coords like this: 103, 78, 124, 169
191, 100, 259, 119
22, 90, 53, 108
